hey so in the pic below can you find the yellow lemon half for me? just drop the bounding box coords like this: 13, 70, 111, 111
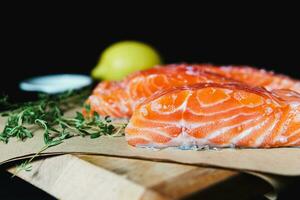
92, 41, 162, 80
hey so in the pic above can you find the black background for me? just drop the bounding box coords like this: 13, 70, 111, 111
1, 8, 300, 103
1, 7, 300, 199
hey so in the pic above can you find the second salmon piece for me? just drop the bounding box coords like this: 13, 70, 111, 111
84, 64, 300, 118
197, 65, 300, 93
84, 64, 235, 118
126, 83, 300, 148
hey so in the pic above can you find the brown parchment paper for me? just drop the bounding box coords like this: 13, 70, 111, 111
1, 116, 300, 176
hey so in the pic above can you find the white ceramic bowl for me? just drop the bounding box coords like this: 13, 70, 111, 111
20, 74, 92, 94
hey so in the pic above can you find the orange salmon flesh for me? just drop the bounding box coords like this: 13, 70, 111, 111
126, 83, 300, 148
83, 64, 300, 148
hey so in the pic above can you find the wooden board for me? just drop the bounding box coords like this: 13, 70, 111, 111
8, 154, 239, 200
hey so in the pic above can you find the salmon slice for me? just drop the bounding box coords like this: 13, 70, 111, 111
196, 65, 300, 93
125, 83, 300, 148
83, 81, 133, 118
84, 64, 236, 118
84, 64, 300, 118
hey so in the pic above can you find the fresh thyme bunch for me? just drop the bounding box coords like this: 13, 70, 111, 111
1, 89, 126, 146
0, 89, 127, 174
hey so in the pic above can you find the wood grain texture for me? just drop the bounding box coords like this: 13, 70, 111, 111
8, 154, 237, 200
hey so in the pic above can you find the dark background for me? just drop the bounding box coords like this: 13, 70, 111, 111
1, 8, 300, 199
1, 9, 300, 103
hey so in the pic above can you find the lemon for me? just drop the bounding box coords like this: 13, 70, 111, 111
92, 41, 162, 80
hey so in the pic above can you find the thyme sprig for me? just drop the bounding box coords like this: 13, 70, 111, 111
0, 90, 127, 175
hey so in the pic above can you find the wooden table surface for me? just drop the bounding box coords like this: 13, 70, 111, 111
6, 154, 273, 200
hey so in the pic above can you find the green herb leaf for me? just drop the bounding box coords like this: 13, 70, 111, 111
1, 89, 128, 175
90, 132, 101, 139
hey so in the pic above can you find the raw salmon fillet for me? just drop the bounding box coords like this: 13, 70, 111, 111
84, 64, 300, 118
196, 65, 300, 93
84, 64, 235, 118
84, 81, 133, 118
126, 83, 300, 148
